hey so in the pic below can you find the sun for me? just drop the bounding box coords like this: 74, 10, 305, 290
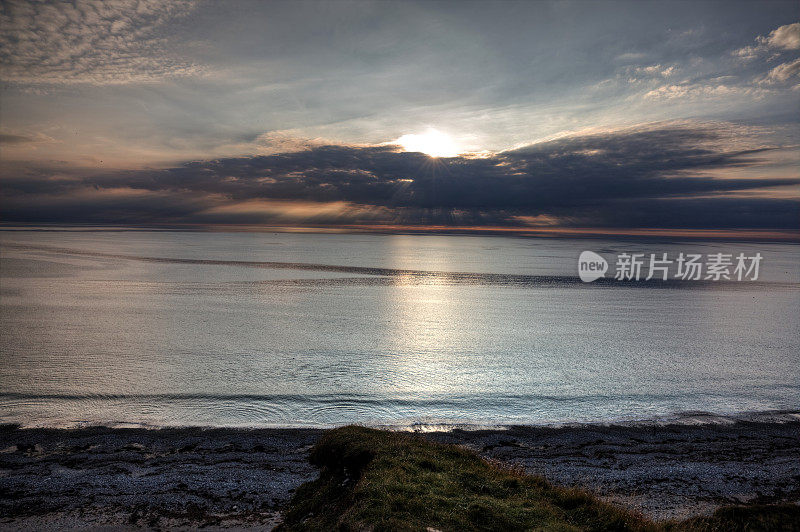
396, 129, 459, 158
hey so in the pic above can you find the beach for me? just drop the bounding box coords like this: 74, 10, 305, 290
2, 419, 798, 529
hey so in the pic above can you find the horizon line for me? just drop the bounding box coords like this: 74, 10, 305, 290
1, 222, 798, 242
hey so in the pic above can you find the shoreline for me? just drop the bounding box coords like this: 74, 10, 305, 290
3, 407, 799, 433
1, 420, 799, 529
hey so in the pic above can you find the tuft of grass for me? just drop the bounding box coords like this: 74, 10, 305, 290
277, 426, 657, 531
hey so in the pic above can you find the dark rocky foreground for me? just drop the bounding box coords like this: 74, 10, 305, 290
0, 426, 322, 530
0, 421, 798, 529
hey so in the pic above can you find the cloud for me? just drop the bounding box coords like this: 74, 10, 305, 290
643, 82, 771, 101
0, 133, 34, 144
0, 131, 55, 145
733, 22, 800, 60
2, 122, 798, 230
630, 64, 677, 78
764, 58, 800, 83
615, 52, 648, 63
760, 22, 800, 51
0, 0, 203, 85
645, 22, 800, 101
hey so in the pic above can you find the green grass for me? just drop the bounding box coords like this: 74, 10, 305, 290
276, 426, 799, 532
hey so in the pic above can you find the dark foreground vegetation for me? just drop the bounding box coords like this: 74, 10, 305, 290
278, 426, 800, 532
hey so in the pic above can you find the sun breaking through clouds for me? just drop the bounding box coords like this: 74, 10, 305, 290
0, 0, 798, 235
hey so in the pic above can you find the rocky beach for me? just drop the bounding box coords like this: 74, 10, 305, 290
2, 419, 798, 530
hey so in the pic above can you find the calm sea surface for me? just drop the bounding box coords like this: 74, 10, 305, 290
1, 229, 798, 429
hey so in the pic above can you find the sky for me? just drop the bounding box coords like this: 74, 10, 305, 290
0, 0, 798, 234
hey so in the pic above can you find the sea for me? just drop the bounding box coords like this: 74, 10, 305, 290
1, 227, 798, 430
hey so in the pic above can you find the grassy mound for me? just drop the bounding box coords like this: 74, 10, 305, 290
277, 426, 656, 531
277, 426, 799, 532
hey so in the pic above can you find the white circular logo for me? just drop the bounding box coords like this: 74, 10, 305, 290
578, 251, 608, 282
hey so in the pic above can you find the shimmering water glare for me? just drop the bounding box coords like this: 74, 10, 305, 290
1, 229, 799, 429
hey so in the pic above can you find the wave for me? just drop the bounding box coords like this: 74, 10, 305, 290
2, 391, 798, 431
2, 409, 798, 432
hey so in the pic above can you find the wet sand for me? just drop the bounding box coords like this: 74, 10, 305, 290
1, 420, 798, 529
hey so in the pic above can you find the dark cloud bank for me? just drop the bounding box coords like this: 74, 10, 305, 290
2, 124, 798, 231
